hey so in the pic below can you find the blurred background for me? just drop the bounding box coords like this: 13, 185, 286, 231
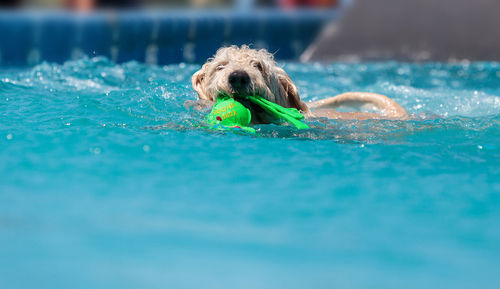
1, 0, 499, 67
0, 0, 342, 66
1, 0, 340, 10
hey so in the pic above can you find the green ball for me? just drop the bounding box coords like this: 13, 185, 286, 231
207, 97, 252, 127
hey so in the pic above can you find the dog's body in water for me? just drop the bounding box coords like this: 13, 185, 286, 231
191, 45, 408, 124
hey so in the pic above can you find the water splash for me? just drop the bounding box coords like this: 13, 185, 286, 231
1, 58, 499, 143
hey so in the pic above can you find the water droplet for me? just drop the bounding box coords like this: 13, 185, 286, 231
6, 134, 13, 140
91, 147, 101, 155
478, 145, 483, 150
142, 145, 150, 152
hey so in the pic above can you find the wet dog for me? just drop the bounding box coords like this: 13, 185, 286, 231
191, 45, 408, 123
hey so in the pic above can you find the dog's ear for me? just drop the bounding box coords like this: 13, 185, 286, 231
278, 73, 310, 114
192, 68, 212, 101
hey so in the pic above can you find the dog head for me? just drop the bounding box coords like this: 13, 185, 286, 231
192, 45, 309, 115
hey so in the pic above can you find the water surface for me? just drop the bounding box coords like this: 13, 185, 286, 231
1, 58, 499, 289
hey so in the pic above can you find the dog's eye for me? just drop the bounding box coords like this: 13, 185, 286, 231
253, 62, 264, 72
216, 65, 225, 71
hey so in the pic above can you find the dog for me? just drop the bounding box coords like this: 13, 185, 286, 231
191, 45, 408, 123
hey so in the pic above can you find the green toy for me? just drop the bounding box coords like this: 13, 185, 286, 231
205, 93, 309, 133
206, 95, 256, 133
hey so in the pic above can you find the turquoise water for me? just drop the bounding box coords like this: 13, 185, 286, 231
1, 58, 499, 289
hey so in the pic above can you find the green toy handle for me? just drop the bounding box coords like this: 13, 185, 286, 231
247, 95, 310, 129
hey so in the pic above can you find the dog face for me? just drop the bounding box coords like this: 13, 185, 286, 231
192, 45, 309, 114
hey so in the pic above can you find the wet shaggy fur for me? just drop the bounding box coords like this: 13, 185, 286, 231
192, 45, 310, 115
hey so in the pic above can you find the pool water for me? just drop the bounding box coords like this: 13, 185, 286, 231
1, 58, 499, 289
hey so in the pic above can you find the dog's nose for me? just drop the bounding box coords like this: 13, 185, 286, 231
228, 70, 250, 90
